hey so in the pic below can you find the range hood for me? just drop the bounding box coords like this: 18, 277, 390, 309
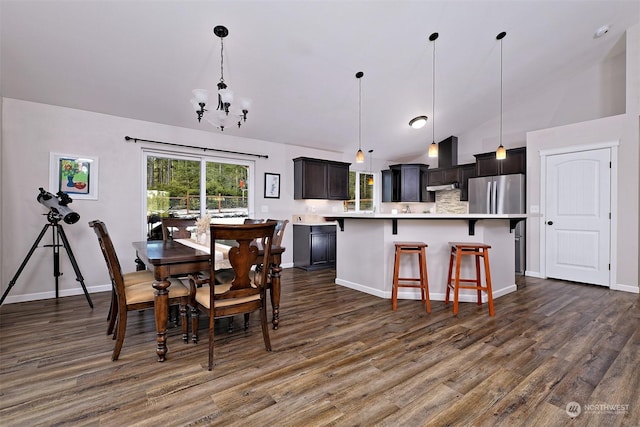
438, 136, 458, 168
426, 182, 459, 192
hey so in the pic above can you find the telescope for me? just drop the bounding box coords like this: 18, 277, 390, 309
37, 187, 80, 224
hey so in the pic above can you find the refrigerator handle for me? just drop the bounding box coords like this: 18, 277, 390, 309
486, 181, 492, 213
491, 180, 497, 214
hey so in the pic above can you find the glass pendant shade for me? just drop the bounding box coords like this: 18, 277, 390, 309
367, 176, 374, 186
496, 144, 507, 160
428, 141, 438, 158
192, 89, 209, 104
356, 149, 365, 163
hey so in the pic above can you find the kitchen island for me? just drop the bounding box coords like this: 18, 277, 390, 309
322, 213, 528, 305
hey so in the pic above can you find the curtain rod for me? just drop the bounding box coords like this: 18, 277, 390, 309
124, 136, 268, 159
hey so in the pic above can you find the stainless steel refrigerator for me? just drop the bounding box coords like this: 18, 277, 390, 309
468, 174, 525, 274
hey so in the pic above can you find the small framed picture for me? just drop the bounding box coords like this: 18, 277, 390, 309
264, 173, 280, 199
49, 153, 99, 200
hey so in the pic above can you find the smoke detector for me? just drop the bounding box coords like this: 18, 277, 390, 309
594, 25, 610, 39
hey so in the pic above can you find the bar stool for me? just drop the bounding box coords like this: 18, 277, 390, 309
445, 242, 494, 316
391, 242, 431, 313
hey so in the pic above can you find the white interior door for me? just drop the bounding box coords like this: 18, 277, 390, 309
545, 148, 611, 286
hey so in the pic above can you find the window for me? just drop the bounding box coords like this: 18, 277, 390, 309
144, 150, 254, 239
347, 170, 376, 212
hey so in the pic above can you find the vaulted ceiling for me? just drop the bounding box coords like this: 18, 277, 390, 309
2, 1, 638, 162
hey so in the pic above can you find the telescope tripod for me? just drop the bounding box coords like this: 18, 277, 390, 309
0, 213, 93, 308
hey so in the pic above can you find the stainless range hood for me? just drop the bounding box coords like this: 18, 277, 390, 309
426, 182, 459, 192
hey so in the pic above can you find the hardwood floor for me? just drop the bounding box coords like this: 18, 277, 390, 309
1, 269, 639, 426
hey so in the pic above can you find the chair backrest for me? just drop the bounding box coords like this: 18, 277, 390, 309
243, 218, 264, 224
88, 220, 126, 308
266, 219, 289, 246
209, 222, 276, 301
161, 218, 195, 240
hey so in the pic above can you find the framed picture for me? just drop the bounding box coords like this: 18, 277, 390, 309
264, 172, 280, 199
49, 153, 99, 200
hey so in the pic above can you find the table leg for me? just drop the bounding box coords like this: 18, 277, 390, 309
269, 256, 282, 330
152, 277, 171, 362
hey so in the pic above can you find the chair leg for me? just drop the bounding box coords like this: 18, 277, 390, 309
483, 248, 495, 316
107, 290, 117, 335
453, 250, 462, 315
260, 305, 272, 352
445, 247, 454, 305
190, 305, 199, 344
475, 252, 482, 305
244, 313, 250, 330
112, 309, 127, 361
180, 298, 188, 343
391, 249, 400, 311
208, 309, 215, 371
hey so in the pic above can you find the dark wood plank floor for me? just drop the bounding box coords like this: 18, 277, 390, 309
1, 269, 638, 426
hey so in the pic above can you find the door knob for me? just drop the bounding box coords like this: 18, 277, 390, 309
547, 221, 553, 225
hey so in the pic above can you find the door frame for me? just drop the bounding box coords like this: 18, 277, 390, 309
539, 140, 618, 288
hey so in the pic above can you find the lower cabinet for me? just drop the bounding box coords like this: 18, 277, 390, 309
293, 224, 336, 270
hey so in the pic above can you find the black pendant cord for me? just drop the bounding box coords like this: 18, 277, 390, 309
124, 136, 268, 159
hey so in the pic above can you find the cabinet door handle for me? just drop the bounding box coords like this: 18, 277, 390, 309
547, 221, 554, 225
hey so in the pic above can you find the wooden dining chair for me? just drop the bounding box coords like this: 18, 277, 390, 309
266, 218, 289, 247
89, 220, 190, 361
161, 217, 196, 240
188, 222, 276, 370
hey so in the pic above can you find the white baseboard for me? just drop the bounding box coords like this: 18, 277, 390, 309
610, 283, 639, 294
525, 270, 545, 278
1, 284, 111, 305
335, 279, 517, 302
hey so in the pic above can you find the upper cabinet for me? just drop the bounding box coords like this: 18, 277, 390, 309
382, 163, 433, 203
474, 147, 526, 177
293, 157, 351, 200
426, 163, 476, 201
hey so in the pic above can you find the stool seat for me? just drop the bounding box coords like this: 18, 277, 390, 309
392, 242, 431, 313
446, 242, 494, 316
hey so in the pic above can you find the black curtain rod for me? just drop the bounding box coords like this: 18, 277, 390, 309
124, 136, 268, 159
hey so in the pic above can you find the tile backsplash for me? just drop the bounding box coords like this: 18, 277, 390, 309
435, 189, 468, 214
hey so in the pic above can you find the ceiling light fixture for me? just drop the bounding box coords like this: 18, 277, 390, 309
409, 116, 428, 129
355, 71, 365, 163
496, 31, 507, 160
594, 25, 610, 38
428, 32, 439, 158
367, 149, 374, 185
191, 25, 250, 132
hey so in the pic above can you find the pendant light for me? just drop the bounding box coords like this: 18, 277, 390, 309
367, 149, 374, 185
496, 31, 507, 160
355, 71, 365, 163
428, 32, 439, 158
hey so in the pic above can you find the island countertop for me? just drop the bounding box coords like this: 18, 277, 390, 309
322, 213, 529, 219
322, 212, 530, 236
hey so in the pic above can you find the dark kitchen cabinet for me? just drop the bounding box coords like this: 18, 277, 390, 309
293, 224, 336, 270
383, 164, 433, 203
426, 166, 459, 186
293, 157, 350, 200
458, 163, 477, 201
474, 147, 526, 177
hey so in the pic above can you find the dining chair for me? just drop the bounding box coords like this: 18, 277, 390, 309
161, 217, 196, 240
188, 221, 276, 370
266, 218, 289, 247
89, 220, 190, 361
243, 218, 265, 224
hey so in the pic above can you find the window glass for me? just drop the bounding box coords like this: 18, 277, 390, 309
145, 151, 252, 239
348, 170, 376, 212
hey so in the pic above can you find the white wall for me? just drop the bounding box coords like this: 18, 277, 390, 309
525, 24, 640, 291
0, 98, 349, 303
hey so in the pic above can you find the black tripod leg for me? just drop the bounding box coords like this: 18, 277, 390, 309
0, 224, 51, 306
56, 225, 94, 309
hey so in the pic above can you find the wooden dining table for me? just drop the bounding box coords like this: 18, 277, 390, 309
132, 239, 285, 362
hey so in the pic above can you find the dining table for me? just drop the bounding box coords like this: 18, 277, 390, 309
132, 239, 285, 362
